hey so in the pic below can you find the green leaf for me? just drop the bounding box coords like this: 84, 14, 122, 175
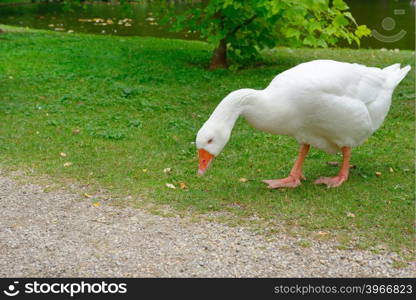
307, 0, 330, 10
344, 12, 357, 26
355, 25, 372, 38
308, 20, 322, 33
303, 36, 317, 47
222, 0, 234, 9
316, 39, 328, 48
333, 0, 349, 10
284, 28, 301, 39
333, 15, 349, 27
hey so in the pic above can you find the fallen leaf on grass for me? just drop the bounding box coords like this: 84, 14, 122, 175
63, 162, 72, 167
375, 171, 382, 177
84, 193, 93, 198
92, 202, 100, 207
346, 212, 355, 218
60, 152, 67, 157
239, 178, 248, 183
389, 167, 394, 173
142, 169, 148, 172
165, 183, 176, 189
317, 231, 329, 236
163, 168, 172, 174
72, 128, 81, 135
179, 182, 188, 190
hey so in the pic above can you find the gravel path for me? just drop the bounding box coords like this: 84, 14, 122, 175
0, 173, 414, 277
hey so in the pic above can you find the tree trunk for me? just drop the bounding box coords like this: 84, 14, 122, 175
209, 38, 228, 70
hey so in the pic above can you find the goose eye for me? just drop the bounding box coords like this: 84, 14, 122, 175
207, 138, 213, 144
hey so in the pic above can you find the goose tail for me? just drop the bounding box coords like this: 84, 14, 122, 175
384, 64, 411, 88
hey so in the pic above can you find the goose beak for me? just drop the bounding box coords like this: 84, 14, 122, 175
198, 149, 214, 176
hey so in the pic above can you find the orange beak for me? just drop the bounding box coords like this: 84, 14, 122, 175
198, 149, 214, 175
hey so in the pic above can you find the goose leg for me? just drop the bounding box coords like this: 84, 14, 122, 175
263, 144, 310, 189
314, 147, 351, 188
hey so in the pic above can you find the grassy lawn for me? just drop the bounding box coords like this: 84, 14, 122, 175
0, 25, 414, 254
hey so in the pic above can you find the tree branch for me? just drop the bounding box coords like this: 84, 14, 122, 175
226, 15, 257, 38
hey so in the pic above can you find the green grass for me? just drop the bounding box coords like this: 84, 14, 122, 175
0, 25, 414, 253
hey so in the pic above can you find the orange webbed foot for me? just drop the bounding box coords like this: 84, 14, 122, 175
262, 174, 305, 189
314, 175, 347, 188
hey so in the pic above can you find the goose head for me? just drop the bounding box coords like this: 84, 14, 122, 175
196, 123, 231, 175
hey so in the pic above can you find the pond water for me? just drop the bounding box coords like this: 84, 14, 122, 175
0, 0, 414, 49
0, 2, 199, 40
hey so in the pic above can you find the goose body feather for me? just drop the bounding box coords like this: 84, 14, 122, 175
240, 60, 411, 153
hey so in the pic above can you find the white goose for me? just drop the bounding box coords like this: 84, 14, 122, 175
196, 59, 411, 188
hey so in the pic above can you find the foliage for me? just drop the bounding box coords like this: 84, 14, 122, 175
158, 0, 371, 66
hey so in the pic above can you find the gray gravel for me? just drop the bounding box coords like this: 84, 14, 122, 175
0, 173, 414, 277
